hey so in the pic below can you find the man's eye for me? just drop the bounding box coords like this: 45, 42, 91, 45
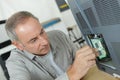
31, 39, 37, 43
40, 31, 43, 34
40, 30, 44, 35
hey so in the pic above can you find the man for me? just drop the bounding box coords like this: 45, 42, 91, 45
5, 11, 117, 80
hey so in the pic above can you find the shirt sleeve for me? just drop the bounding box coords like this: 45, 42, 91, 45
6, 59, 31, 80
57, 30, 78, 58
55, 72, 69, 80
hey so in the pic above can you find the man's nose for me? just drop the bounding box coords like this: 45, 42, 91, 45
38, 36, 48, 45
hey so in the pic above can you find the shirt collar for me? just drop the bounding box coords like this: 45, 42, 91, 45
22, 50, 36, 60
19, 42, 58, 60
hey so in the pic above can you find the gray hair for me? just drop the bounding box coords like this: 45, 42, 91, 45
5, 11, 39, 41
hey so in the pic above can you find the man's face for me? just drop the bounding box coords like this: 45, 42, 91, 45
14, 17, 50, 56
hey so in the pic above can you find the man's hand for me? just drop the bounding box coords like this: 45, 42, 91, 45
67, 45, 98, 80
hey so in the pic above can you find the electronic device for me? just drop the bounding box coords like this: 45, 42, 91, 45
87, 34, 111, 62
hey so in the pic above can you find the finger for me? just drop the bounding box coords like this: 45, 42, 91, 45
83, 47, 97, 57
87, 60, 96, 67
92, 48, 99, 57
78, 45, 91, 52
94, 48, 99, 57
76, 46, 93, 57
85, 53, 96, 61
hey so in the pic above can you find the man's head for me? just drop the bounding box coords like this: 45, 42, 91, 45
5, 11, 50, 56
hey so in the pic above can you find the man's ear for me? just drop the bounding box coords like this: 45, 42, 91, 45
12, 41, 24, 50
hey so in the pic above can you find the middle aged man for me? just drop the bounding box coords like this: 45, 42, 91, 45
5, 11, 118, 80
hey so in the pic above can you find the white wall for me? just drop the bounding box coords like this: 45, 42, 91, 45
0, 0, 66, 42
0, 0, 60, 21
0, 24, 9, 43
0, 0, 81, 42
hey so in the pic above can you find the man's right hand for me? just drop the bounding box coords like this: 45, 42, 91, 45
67, 45, 98, 80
